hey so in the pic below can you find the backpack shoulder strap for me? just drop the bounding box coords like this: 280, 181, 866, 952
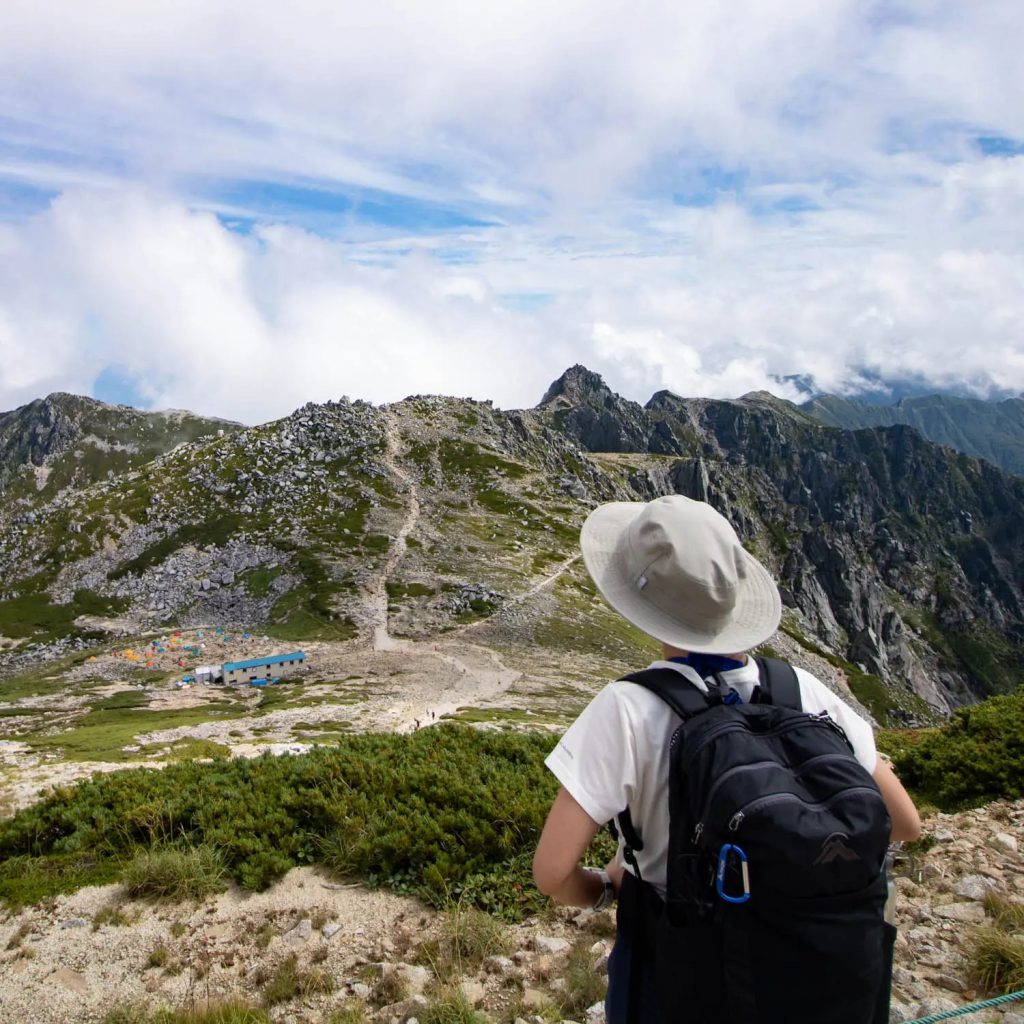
610, 667, 714, 883
619, 667, 714, 721
755, 657, 802, 711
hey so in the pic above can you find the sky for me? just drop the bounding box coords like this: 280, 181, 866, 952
1, 1, 1023, 423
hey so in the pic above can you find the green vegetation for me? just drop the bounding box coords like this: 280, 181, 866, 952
0, 649, 99, 701
943, 627, 1021, 696
534, 573, 661, 665
92, 904, 138, 929
146, 942, 171, 968
146, 738, 232, 761
0, 852, 125, 909
328, 1004, 369, 1024
414, 904, 510, 981
887, 691, 1024, 809
265, 545, 357, 641
122, 844, 227, 901
101, 1001, 269, 1024
18, 699, 244, 762
420, 989, 488, 1024
559, 937, 609, 1018
967, 894, 1024, 996
259, 952, 334, 1006
0, 725, 571, 916
967, 927, 1024, 996
0, 589, 128, 643
386, 581, 436, 600
437, 439, 528, 482
238, 565, 283, 598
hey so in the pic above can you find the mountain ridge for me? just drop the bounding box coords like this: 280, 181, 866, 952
1, 369, 1022, 719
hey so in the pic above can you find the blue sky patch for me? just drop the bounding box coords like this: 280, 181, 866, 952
93, 367, 149, 409
208, 179, 499, 235
976, 135, 1024, 157
0, 179, 57, 219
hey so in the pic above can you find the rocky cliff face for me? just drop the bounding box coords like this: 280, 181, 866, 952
533, 374, 1024, 713
0, 393, 241, 498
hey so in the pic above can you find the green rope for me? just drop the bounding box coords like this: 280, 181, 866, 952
901, 989, 1024, 1024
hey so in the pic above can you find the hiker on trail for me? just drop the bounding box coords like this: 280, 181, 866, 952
533, 496, 921, 1024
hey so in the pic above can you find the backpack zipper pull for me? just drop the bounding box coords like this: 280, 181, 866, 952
692, 822, 704, 844
808, 709, 851, 744
729, 811, 744, 831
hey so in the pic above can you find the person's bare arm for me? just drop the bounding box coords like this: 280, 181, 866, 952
873, 758, 921, 842
533, 787, 608, 907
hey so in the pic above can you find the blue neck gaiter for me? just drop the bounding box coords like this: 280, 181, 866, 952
668, 653, 747, 676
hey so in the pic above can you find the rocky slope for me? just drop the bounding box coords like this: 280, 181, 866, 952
0, 802, 1020, 1024
1, 369, 1022, 717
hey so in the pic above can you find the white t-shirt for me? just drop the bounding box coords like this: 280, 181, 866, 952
545, 658, 878, 896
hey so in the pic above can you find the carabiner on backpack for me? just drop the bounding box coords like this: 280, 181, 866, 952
716, 844, 751, 904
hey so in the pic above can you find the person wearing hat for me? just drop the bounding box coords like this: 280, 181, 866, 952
532, 495, 920, 1022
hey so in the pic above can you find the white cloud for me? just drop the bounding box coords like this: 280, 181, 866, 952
0, 191, 564, 420
1, 3, 1023, 415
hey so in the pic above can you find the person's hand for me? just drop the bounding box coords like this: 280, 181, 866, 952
604, 856, 625, 893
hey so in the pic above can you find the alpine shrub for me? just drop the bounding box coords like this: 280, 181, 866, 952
889, 691, 1024, 809
0, 725, 558, 917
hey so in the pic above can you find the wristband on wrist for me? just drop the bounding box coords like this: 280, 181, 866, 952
589, 868, 615, 911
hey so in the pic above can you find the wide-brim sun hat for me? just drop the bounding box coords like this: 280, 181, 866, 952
580, 495, 781, 654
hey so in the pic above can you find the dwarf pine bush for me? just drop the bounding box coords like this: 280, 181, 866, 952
0, 725, 558, 916
889, 691, 1024, 809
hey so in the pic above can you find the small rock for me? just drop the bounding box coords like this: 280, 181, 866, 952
58, 919, 89, 929
888, 998, 909, 1024
585, 1003, 607, 1024
914, 997, 958, 1017
380, 994, 428, 1021
534, 935, 570, 955
322, 923, 342, 939
521, 988, 550, 1010
891, 967, 914, 990
395, 963, 431, 996
484, 955, 516, 976
933, 829, 956, 843
993, 833, 1018, 853
954, 874, 997, 901
350, 982, 371, 999
51, 968, 90, 994
283, 919, 312, 942
935, 902, 986, 923
930, 973, 967, 993
460, 979, 486, 1006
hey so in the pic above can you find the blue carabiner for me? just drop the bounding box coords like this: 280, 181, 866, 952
716, 843, 751, 904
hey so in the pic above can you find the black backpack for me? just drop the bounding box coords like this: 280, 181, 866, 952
610, 657, 895, 1024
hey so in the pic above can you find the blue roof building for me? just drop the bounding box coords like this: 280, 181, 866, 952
222, 651, 305, 683
223, 651, 305, 673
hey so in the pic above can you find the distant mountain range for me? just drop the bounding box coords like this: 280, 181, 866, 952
1, 369, 1021, 720
802, 394, 1024, 477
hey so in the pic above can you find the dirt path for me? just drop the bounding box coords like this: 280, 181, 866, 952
385, 642, 521, 733
368, 409, 421, 652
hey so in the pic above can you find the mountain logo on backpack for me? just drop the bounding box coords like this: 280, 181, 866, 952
814, 831, 861, 865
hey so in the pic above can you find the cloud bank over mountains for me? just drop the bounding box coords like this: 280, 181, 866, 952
0, 1, 1022, 421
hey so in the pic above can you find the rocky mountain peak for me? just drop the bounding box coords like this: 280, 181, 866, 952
537, 364, 613, 406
